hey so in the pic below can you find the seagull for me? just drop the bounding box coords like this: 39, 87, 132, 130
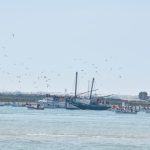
25, 67, 29, 70
118, 67, 123, 70
105, 59, 108, 62
46, 84, 50, 88
2, 46, 5, 50
12, 33, 15, 38
16, 76, 21, 79
33, 81, 37, 84
119, 75, 122, 79
4, 54, 8, 57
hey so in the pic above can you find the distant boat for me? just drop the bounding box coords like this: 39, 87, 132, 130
38, 97, 65, 109
38, 97, 58, 108
70, 72, 111, 110
115, 109, 137, 114
0, 103, 5, 106
27, 104, 44, 110
145, 110, 150, 113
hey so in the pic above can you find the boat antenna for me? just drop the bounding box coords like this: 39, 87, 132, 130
75, 72, 78, 98
89, 78, 95, 99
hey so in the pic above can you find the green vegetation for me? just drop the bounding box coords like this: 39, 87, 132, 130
0, 93, 46, 102
138, 91, 148, 100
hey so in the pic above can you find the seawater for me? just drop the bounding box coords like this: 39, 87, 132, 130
0, 107, 150, 150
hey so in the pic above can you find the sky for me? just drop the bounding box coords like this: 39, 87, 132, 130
0, 0, 149, 95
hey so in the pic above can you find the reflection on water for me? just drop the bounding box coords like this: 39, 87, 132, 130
0, 107, 150, 150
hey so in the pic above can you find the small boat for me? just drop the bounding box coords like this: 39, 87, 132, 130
0, 104, 5, 106
115, 109, 137, 114
145, 110, 150, 113
27, 104, 44, 110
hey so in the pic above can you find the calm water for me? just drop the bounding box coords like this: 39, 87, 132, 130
0, 107, 150, 150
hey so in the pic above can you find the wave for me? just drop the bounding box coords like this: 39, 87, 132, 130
1, 133, 150, 140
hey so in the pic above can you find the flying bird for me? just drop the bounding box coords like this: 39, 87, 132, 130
119, 75, 122, 79
12, 33, 15, 38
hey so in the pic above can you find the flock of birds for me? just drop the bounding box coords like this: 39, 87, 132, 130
0, 33, 124, 92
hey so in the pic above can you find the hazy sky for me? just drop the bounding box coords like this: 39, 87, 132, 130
0, 0, 150, 95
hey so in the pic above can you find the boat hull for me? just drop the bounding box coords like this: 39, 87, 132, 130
70, 100, 110, 110
27, 106, 44, 110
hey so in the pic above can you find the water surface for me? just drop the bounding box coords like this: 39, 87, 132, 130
0, 107, 150, 150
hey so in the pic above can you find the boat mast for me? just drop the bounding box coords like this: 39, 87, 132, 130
89, 78, 95, 99
88, 80, 90, 97
75, 72, 78, 98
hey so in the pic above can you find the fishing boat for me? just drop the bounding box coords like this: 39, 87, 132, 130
70, 99, 111, 110
70, 72, 111, 110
